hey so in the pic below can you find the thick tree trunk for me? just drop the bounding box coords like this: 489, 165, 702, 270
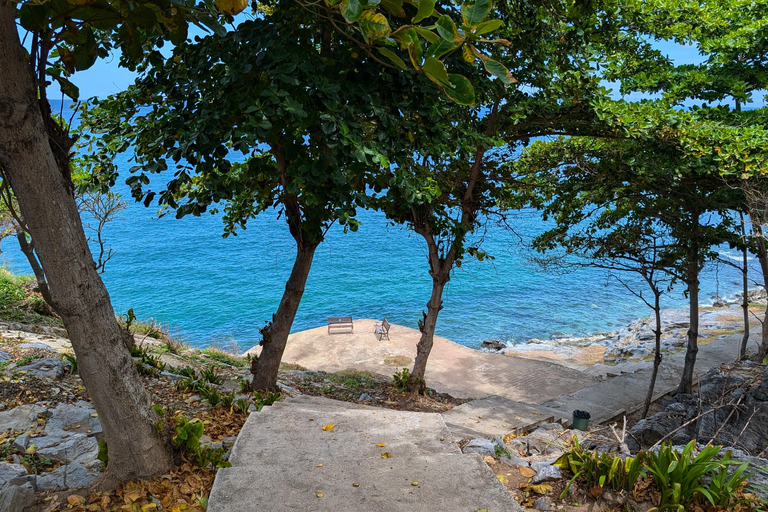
642, 292, 663, 419
751, 216, 768, 361
678, 269, 700, 395
250, 242, 317, 391
0, 7, 171, 486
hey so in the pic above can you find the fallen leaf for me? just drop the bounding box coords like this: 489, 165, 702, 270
25, 444, 36, 454
530, 484, 553, 494
376, 443, 385, 447
411, 481, 419, 486
518, 466, 536, 478
68, 495, 85, 506
496, 474, 508, 484
316, 493, 324, 498
352, 483, 359, 487
141, 504, 158, 511
322, 424, 334, 431
316, 464, 323, 467
380, 452, 391, 459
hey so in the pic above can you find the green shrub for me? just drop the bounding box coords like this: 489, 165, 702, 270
392, 368, 410, 391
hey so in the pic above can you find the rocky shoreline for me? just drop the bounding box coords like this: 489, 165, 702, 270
481, 293, 765, 367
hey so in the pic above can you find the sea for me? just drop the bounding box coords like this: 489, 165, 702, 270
0, 103, 752, 352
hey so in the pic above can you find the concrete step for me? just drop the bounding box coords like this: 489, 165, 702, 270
209, 452, 521, 512
441, 395, 569, 440
228, 396, 458, 467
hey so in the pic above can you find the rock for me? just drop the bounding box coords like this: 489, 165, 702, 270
358, 393, 374, 403
159, 371, 186, 381
37, 434, 99, 465
481, 340, 506, 351
12, 434, 29, 452
17, 358, 67, 379
0, 481, 36, 512
0, 350, 10, 362
463, 438, 500, 458
533, 496, 551, 511
0, 404, 46, 434
37, 462, 99, 491
530, 460, 562, 483
18, 342, 55, 351
222, 436, 238, 448
0, 463, 29, 486
45, 403, 102, 440
754, 365, 768, 402
499, 454, 528, 468
30, 435, 65, 450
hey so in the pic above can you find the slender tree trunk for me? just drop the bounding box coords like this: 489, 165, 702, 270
250, 242, 317, 391
740, 215, 750, 359
678, 254, 700, 395
15, 224, 54, 307
751, 215, 768, 361
408, 231, 454, 394
0, 7, 171, 486
642, 290, 663, 419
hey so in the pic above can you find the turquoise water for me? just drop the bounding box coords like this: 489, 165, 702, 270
0, 106, 750, 351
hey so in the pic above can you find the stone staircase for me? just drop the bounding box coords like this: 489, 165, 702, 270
207, 395, 522, 512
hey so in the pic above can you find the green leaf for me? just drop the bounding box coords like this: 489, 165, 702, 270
473, 19, 504, 35
340, 0, 364, 22
380, 0, 405, 16
445, 74, 475, 104
483, 58, 515, 84
412, 0, 435, 23
436, 15, 460, 42
407, 40, 423, 68
425, 39, 461, 60
358, 10, 392, 43
54, 76, 80, 101
414, 27, 440, 43
461, 0, 493, 26
422, 57, 451, 87
377, 47, 408, 69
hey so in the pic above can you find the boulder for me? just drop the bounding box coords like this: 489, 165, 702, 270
37, 434, 99, 466
0, 482, 36, 512
12, 434, 29, 452
45, 403, 102, 441
480, 340, 506, 352
0, 463, 29, 487
17, 342, 55, 351
463, 438, 502, 458
0, 405, 46, 434
36, 463, 99, 491
17, 358, 67, 379
0, 350, 10, 362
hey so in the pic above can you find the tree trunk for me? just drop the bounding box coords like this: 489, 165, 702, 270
250, 242, 318, 391
15, 224, 54, 307
740, 219, 750, 359
751, 215, 768, 361
678, 259, 700, 395
0, 7, 172, 486
408, 231, 454, 394
642, 290, 663, 419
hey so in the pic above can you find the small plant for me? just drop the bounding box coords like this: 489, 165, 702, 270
200, 385, 222, 407
195, 445, 231, 469
220, 391, 235, 409
392, 368, 410, 391
234, 398, 250, 414
494, 442, 511, 460
177, 366, 198, 379
201, 348, 247, 368
17, 355, 36, 367
200, 366, 223, 385
61, 352, 78, 374
97, 441, 109, 467
173, 417, 204, 452
20, 454, 54, 474
252, 390, 281, 411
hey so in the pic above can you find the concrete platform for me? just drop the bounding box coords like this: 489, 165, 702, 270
442, 395, 570, 440
208, 396, 522, 512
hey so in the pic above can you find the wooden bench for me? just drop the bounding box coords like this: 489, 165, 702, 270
374, 318, 391, 341
328, 316, 353, 334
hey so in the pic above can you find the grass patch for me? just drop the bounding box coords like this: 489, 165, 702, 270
0, 269, 60, 326
279, 362, 307, 371
383, 355, 412, 367
200, 348, 247, 368
327, 370, 380, 389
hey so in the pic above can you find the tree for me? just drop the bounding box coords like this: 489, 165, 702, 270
513, 132, 746, 394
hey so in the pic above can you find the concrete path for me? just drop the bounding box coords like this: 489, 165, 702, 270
540, 331, 753, 424
208, 395, 522, 512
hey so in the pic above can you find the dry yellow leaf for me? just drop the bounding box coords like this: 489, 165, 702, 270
25, 444, 36, 454
353, 483, 360, 487
530, 484, 553, 494
411, 481, 419, 486
376, 442, 386, 447
68, 495, 86, 506
142, 504, 158, 511
316, 463, 323, 467
482, 455, 495, 464
496, 474, 509, 484
322, 424, 335, 431
381, 452, 392, 459
518, 466, 536, 478
214, 0, 248, 15
316, 493, 324, 498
